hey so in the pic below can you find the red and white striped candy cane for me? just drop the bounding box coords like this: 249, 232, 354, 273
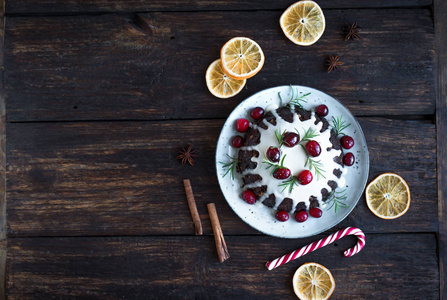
266, 227, 365, 271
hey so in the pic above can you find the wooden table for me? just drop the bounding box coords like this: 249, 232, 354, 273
0, 0, 445, 299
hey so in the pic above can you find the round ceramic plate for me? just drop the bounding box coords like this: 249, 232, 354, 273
216, 85, 369, 239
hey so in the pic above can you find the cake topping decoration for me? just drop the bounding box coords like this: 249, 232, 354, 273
219, 86, 355, 223
332, 115, 351, 135
250, 107, 265, 120
305, 140, 322, 157
279, 175, 300, 193
316, 104, 329, 117
304, 155, 326, 180
219, 154, 238, 180
275, 211, 290, 222
236, 118, 250, 132
343, 152, 355, 166
341, 135, 355, 149
262, 154, 289, 176
231, 135, 244, 148
325, 188, 348, 213
266, 146, 281, 162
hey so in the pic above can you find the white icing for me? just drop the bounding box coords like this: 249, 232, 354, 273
239, 107, 347, 211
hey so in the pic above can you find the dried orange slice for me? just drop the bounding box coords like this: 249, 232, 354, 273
205, 59, 246, 98
280, 0, 326, 46
365, 173, 410, 219
293, 262, 335, 300
220, 37, 265, 80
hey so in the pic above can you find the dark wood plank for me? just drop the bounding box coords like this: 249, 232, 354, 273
5, 0, 433, 14
435, 0, 447, 298
0, 10, 6, 300
6, 234, 439, 299
4, 9, 434, 122
6, 117, 436, 237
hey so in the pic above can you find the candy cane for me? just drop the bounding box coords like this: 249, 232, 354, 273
266, 227, 365, 271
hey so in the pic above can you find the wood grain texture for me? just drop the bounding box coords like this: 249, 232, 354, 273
6, 118, 436, 237
5, 0, 433, 14
435, 0, 447, 298
6, 234, 439, 299
4, 9, 435, 122
0, 13, 6, 300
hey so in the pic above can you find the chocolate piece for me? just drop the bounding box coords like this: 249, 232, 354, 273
251, 185, 267, 199
309, 196, 320, 209
263, 111, 277, 125
243, 127, 261, 146
329, 128, 342, 150
333, 153, 343, 166
276, 107, 294, 123
294, 106, 312, 121
328, 180, 338, 191
262, 194, 276, 208
314, 114, 329, 133
254, 119, 268, 130
333, 169, 342, 178
277, 197, 293, 212
237, 150, 259, 173
242, 174, 263, 187
295, 201, 307, 213
321, 188, 330, 202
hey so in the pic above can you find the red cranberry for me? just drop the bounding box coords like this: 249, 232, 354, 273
273, 168, 291, 180
276, 211, 289, 222
297, 170, 313, 185
236, 118, 250, 133
309, 207, 322, 218
295, 210, 308, 223
305, 140, 321, 157
341, 135, 354, 149
250, 107, 264, 120
343, 152, 355, 166
242, 190, 256, 204
316, 105, 329, 117
283, 132, 300, 147
266, 146, 281, 162
232, 136, 244, 148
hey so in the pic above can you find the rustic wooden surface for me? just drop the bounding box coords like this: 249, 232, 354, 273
435, 0, 447, 298
2, 0, 444, 299
4, 8, 434, 122
0, 1, 6, 299
6, 234, 439, 299
5, 0, 433, 14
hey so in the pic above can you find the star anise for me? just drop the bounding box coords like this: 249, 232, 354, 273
327, 55, 344, 73
345, 22, 361, 41
177, 144, 197, 166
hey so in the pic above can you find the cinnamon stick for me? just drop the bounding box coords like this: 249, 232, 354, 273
207, 203, 230, 263
183, 179, 203, 235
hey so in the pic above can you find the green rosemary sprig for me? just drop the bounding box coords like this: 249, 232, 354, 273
299, 127, 320, 142
304, 156, 326, 180
325, 189, 348, 214
219, 154, 238, 180
332, 115, 351, 136
279, 176, 299, 193
288, 85, 310, 108
278, 86, 310, 108
274, 128, 285, 147
262, 154, 287, 175
278, 92, 284, 106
